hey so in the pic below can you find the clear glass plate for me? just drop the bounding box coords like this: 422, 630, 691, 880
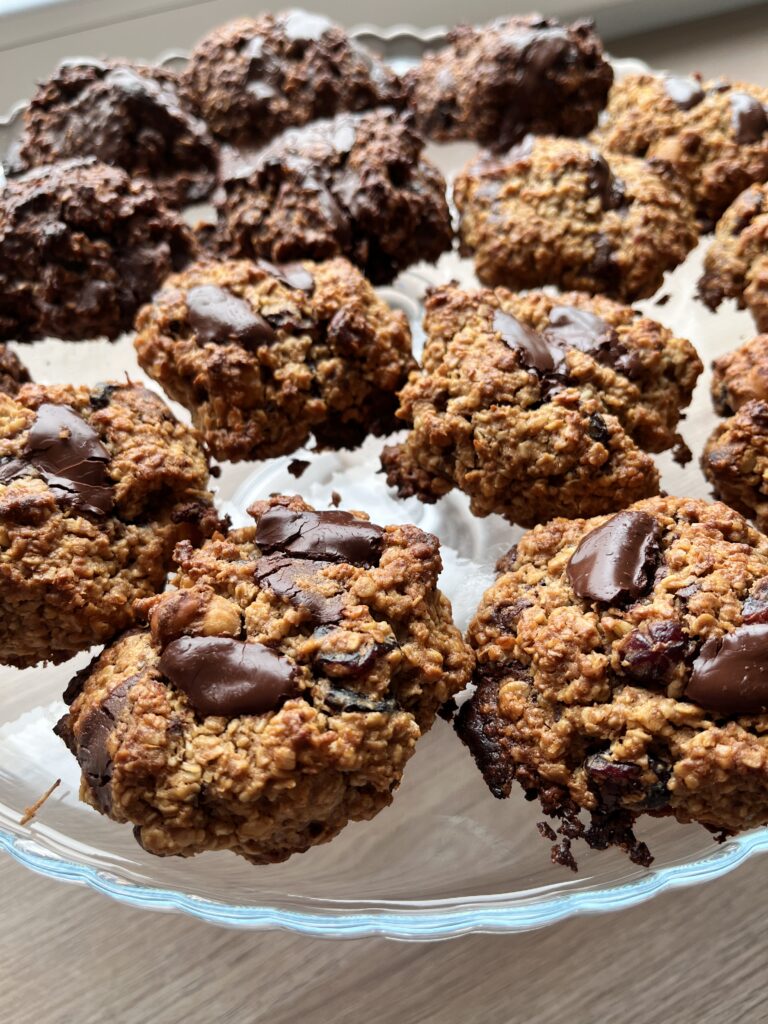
1, 39, 766, 938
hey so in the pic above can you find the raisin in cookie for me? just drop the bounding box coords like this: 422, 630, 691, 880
134, 255, 414, 461
698, 184, 768, 331
381, 285, 701, 526
181, 12, 402, 148
55, 495, 473, 864
405, 15, 612, 149
0, 382, 217, 668
0, 159, 194, 342
7, 60, 218, 207
592, 74, 768, 223
214, 108, 452, 284
457, 496, 768, 868
454, 135, 698, 302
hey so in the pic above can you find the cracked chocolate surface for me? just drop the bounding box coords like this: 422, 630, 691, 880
457, 495, 768, 867
382, 285, 701, 526
454, 135, 698, 302
134, 255, 415, 462
56, 494, 473, 864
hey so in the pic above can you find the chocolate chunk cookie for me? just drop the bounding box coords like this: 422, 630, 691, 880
181, 12, 402, 148
592, 74, 768, 223
381, 285, 701, 526
698, 183, 768, 330
55, 495, 473, 864
134, 255, 415, 462
457, 496, 768, 868
0, 345, 30, 396
8, 60, 218, 206
405, 15, 612, 149
0, 159, 194, 342
709, 333, 768, 416
0, 382, 217, 668
454, 136, 698, 302
214, 108, 452, 284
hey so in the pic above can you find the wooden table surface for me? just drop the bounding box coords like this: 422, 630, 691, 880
2, 6, 768, 1023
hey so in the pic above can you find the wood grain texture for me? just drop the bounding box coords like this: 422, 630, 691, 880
2, 7, 768, 1024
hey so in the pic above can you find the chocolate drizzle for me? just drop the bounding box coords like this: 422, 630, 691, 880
186, 285, 277, 347
730, 92, 768, 145
567, 511, 661, 604
254, 506, 384, 567
158, 636, 297, 717
663, 75, 705, 111
1, 403, 115, 515
685, 624, 768, 715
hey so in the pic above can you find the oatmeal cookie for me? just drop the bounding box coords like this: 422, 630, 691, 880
592, 73, 768, 223
454, 135, 698, 302
0, 345, 30, 396
456, 496, 768, 867
405, 15, 612, 149
382, 285, 701, 526
134, 255, 414, 462
709, 333, 768, 415
55, 495, 473, 864
703, 399, 768, 532
0, 381, 217, 668
7, 60, 218, 207
181, 12, 402, 148
698, 184, 768, 330
214, 108, 452, 284
0, 159, 194, 342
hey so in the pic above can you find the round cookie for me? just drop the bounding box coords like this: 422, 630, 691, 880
7, 60, 218, 207
454, 135, 698, 302
592, 73, 768, 223
181, 12, 402, 148
709, 333, 768, 415
0, 381, 218, 668
134, 256, 415, 462
703, 400, 768, 532
0, 345, 30, 397
54, 495, 473, 864
404, 15, 612, 149
214, 108, 453, 284
456, 496, 768, 868
698, 184, 768, 331
0, 159, 194, 342
382, 285, 702, 527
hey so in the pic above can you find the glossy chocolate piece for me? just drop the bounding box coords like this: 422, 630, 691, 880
685, 624, 768, 714
186, 284, 277, 347
730, 92, 768, 145
254, 506, 384, 567
159, 635, 297, 717
493, 309, 560, 374
254, 553, 345, 625
664, 75, 705, 111
256, 258, 315, 293
585, 153, 627, 212
543, 305, 643, 381
567, 510, 660, 604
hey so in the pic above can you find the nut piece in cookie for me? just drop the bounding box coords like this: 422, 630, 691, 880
181, 13, 403, 149
454, 135, 698, 302
382, 285, 701, 526
7, 60, 219, 207
214, 108, 453, 284
457, 496, 768, 868
134, 256, 415, 462
0, 159, 194, 342
55, 495, 473, 864
698, 183, 768, 331
405, 15, 612, 149
592, 73, 768, 223
0, 382, 218, 667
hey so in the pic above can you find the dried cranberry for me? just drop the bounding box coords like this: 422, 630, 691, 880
620, 620, 690, 686
585, 753, 642, 809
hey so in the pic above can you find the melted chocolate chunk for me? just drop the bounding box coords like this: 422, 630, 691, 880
256, 258, 315, 293
287, 458, 310, 479
493, 309, 560, 374
587, 412, 610, 447
254, 553, 345, 626
17, 403, 114, 515
567, 510, 661, 604
585, 153, 627, 212
664, 75, 705, 111
0, 457, 29, 483
742, 578, 768, 624
322, 687, 397, 713
620, 620, 690, 685
254, 506, 384, 567
159, 636, 297, 717
730, 92, 768, 145
543, 306, 641, 379
686, 624, 768, 714
76, 677, 138, 812
186, 285, 277, 347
